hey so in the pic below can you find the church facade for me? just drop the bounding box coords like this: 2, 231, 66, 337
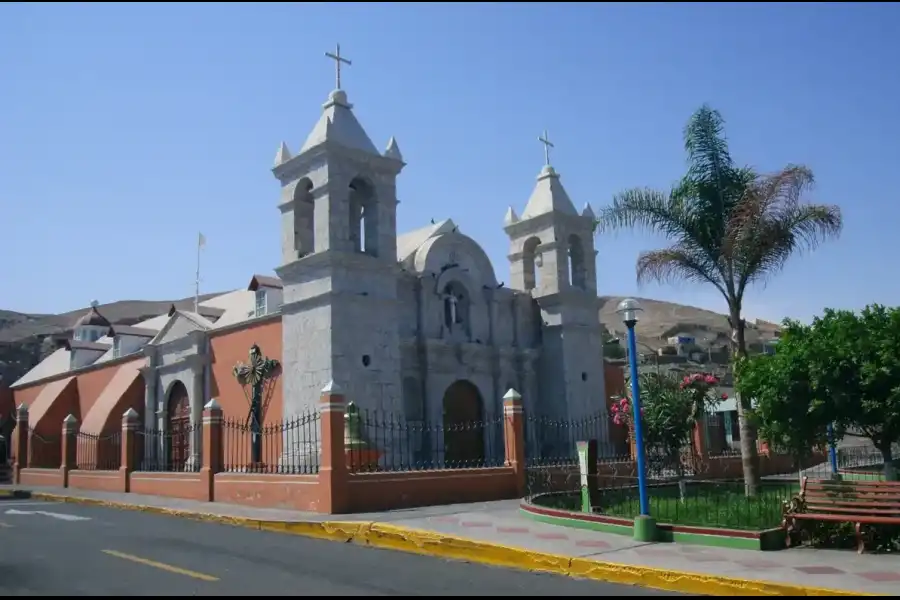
9, 82, 609, 464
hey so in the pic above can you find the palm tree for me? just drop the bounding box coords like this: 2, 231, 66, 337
595, 105, 842, 495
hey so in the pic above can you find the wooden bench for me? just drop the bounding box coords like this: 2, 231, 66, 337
782, 476, 900, 553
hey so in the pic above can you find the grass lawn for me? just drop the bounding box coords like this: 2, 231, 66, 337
601, 481, 799, 530
534, 480, 800, 531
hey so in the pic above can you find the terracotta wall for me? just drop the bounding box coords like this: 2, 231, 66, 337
76, 364, 135, 420
346, 468, 519, 512
214, 473, 321, 511
12, 358, 140, 431
209, 318, 285, 469
12, 385, 43, 413
603, 361, 628, 454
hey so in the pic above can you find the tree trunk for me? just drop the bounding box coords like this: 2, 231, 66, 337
880, 445, 897, 482
730, 308, 761, 496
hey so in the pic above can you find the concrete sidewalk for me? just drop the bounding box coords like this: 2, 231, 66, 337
3, 485, 897, 596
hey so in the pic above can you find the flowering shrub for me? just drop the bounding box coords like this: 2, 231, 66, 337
610, 396, 642, 428
610, 371, 726, 475
679, 372, 727, 418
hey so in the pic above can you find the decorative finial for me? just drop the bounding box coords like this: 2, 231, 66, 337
325, 43, 352, 90
538, 130, 554, 167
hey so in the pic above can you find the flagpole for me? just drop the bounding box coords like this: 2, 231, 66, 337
194, 233, 203, 313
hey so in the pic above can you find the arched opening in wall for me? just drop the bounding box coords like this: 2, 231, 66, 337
442, 281, 471, 338
166, 381, 191, 471
349, 177, 378, 256
441, 379, 485, 466
568, 234, 587, 290
293, 178, 315, 257
521, 236, 541, 291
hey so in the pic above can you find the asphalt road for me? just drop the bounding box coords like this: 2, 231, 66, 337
0, 499, 679, 596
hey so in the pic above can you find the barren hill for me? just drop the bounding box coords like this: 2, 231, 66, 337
597, 296, 780, 353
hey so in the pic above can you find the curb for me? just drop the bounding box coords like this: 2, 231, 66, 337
0, 489, 30, 500
29, 491, 866, 597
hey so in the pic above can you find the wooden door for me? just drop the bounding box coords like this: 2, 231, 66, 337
442, 380, 485, 466
166, 381, 191, 470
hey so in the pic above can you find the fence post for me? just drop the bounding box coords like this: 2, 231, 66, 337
692, 416, 708, 460
201, 399, 223, 502
120, 408, 139, 493
318, 381, 349, 514
502, 388, 526, 497
13, 404, 28, 484
60, 414, 78, 488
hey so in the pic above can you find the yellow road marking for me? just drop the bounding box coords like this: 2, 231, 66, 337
101, 549, 219, 582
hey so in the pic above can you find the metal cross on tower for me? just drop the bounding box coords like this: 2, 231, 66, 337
538, 130, 554, 166
325, 43, 352, 90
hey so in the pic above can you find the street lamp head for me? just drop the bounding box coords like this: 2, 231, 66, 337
616, 298, 643, 324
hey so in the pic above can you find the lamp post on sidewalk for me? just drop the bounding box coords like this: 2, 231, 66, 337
616, 298, 656, 542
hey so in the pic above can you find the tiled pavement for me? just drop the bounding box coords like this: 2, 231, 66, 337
5, 485, 899, 595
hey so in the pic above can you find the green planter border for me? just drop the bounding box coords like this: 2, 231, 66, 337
521, 496, 785, 551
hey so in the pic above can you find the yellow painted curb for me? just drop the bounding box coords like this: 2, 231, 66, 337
27, 492, 870, 596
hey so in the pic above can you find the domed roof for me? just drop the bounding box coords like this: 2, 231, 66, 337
74, 302, 111, 328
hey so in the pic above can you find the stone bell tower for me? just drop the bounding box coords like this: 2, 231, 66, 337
503, 131, 606, 420
272, 45, 407, 418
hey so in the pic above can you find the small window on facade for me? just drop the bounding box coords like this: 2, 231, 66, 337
255, 289, 267, 317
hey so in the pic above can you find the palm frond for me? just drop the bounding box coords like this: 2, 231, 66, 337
683, 105, 735, 198
594, 187, 693, 239
729, 165, 841, 296
636, 244, 728, 297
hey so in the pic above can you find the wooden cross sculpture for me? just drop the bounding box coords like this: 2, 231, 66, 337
233, 344, 280, 465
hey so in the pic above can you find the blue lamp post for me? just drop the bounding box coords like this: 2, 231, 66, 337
827, 422, 839, 477
616, 298, 650, 521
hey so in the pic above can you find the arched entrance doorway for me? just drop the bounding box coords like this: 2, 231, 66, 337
442, 380, 485, 466
166, 381, 191, 470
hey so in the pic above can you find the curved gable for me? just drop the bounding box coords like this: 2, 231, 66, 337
413, 231, 498, 288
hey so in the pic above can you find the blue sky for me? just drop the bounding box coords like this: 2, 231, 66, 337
2, 3, 898, 323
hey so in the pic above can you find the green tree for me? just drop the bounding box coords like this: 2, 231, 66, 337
809, 306, 900, 479
736, 321, 832, 466
595, 105, 843, 495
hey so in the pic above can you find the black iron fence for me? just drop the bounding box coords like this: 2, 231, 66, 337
223, 411, 321, 474
75, 430, 122, 470
28, 427, 61, 468
834, 444, 900, 481
525, 411, 623, 467
135, 424, 201, 472
346, 405, 509, 472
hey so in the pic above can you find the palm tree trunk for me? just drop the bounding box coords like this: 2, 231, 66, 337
730, 309, 761, 496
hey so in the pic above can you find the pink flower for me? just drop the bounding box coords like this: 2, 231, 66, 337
704, 375, 718, 385
721, 393, 728, 400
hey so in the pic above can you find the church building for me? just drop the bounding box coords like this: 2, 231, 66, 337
9, 60, 609, 466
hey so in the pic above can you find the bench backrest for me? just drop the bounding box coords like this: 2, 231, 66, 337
801, 477, 900, 516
